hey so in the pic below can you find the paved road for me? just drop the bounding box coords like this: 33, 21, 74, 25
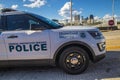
103, 30, 120, 50
0, 51, 120, 80
103, 30, 120, 40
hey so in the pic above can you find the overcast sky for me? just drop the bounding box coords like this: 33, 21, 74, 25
0, 0, 120, 20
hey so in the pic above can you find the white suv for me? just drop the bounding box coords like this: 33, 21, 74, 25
0, 8, 106, 74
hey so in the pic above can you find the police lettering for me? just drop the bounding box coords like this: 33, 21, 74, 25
9, 43, 47, 52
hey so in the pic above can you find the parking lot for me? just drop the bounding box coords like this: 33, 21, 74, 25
0, 30, 120, 80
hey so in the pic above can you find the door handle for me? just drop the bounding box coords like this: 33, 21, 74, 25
7, 35, 18, 38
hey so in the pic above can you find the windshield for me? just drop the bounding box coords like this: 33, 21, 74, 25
29, 13, 62, 29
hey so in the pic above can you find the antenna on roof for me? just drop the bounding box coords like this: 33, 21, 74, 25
0, 8, 17, 13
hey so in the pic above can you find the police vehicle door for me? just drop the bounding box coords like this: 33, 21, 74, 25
2, 14, 50, 60
0, 16, 7, 60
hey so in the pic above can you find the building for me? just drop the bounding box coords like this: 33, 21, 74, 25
74, 14, 80, 25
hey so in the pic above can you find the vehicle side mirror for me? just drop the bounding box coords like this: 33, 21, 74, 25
59, 23, 64, 26
30, 24, 46, 30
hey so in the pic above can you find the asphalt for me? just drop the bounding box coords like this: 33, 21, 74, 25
0, 51, 120, 80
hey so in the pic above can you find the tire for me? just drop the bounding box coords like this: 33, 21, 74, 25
59, 46, 89, 74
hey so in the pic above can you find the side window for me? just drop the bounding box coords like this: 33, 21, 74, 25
7, 14, 30, 30
0, 16, 2, 30
7, 14, 47, 31
28, 16, 48, 30
0, 16, 6, 31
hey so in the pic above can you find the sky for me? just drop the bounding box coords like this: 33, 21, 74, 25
0, 0, 120, 20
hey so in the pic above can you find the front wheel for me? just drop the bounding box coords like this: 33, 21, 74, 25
59, 46, 89, 74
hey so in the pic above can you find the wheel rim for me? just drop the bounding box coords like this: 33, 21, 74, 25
65, 52, 85, 70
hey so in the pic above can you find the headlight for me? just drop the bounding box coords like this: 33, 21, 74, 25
88, 31, 104, 39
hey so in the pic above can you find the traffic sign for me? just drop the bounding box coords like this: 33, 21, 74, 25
108, 20, 114, 26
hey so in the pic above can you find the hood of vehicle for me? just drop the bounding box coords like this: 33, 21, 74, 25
58, 26, 98, 31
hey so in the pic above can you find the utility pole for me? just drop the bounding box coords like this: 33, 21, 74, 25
70, 0, 72, 26
112, 0, 115, 20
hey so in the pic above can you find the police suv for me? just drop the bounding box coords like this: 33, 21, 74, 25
0, 8, 106, 74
